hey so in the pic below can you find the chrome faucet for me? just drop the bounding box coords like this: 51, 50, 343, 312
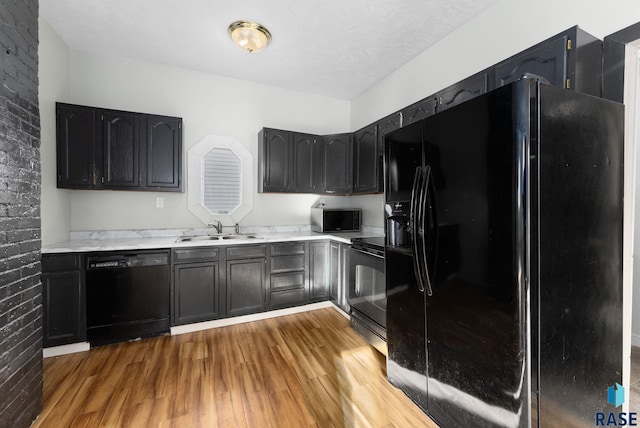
208, 220, 222, 234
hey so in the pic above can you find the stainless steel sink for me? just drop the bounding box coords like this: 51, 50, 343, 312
175, 234, 262, 243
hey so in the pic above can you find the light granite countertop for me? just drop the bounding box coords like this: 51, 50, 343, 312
41, 228, 384, 254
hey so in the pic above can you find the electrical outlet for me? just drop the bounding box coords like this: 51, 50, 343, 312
156, 197, 165, 208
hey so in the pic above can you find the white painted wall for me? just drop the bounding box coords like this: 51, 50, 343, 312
65, 50, 351, 233
350, 0, 640, 228
40, 2, 640, 243
38, 18, 71, 245
38, 38, 351, 243
351, 0, 640, 129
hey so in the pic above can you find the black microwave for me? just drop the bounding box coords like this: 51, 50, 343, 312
310, 208, 361, 233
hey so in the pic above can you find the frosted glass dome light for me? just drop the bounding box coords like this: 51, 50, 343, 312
228, 21, 272, 53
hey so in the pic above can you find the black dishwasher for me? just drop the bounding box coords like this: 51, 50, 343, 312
86, 250, 170, 346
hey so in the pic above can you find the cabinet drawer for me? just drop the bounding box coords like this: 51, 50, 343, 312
226, 245, 266, 260
271, 242, 305, 256
173, 248, 219, 262
270, 254, 305, 273
270, 288, 306, 309
271, 272, 305, 291
42, 254, 81, 272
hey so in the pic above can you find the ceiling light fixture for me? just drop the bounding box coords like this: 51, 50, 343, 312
228, 20, 272, 53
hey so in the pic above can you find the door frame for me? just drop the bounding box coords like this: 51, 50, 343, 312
604, 22, 640, 412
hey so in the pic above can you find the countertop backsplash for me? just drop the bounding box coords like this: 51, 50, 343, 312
69, 225, 383, 241
41, 225, 385, 254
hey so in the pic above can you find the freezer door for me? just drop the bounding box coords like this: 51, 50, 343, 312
385, 120, 429, 411
422, 80, 532, 428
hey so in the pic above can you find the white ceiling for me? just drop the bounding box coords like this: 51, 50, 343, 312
39, 0, 497, 100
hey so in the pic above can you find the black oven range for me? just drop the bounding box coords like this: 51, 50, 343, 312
348, 236, 386, 354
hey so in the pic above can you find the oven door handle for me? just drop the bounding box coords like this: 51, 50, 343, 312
351, 247, 384, 259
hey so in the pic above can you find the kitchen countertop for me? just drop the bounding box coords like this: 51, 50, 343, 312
41, 231, 384, 254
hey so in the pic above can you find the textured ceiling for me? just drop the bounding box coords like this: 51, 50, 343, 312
39, 0, 497, 100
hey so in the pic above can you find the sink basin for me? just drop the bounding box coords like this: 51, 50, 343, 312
175, 236, 218, 242
175, 234, 262, 243
221, 234, 262, 240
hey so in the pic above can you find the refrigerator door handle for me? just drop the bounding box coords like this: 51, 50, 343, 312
420, 165, 434, 296
410, 167, 426, 293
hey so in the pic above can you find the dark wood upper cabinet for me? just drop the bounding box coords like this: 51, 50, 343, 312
56, 104, 99, 188
494, 26, 602, 97
257, 27, 602, 198
436, 71, 490, 112
146, 116, 182, 190
259, 128, 353, 194
352, 123, 379, 194
376, 112, 402, 147
401, 96, 437, 127
321, 133, 352, 194
292, 132, 319, 193
56, 103, 183, 192
102, 111, 141, 189
495, 36, 568, 90
258, 127, 291, 192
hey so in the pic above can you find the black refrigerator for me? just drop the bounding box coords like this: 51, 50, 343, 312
384, 78, 623, 427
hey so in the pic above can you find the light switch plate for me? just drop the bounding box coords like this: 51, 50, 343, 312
156, 197, 165, 208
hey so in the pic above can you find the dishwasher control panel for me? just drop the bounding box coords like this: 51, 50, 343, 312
89, 260, 127, 269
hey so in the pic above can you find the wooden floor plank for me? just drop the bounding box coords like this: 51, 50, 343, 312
33, 308, 437, 428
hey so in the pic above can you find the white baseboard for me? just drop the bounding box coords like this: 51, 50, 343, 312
43, 342, 90, 358
41, 301, 345, 357
170, 301, 335, 335
330, 303, 350, 320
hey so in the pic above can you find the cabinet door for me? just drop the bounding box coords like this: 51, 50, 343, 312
376, 112, 402, 147
329, 242, 341, 301
321, 133, 352, 194
56, 103, 99, 188
339, 244, 350, 312
402, 96, 437, 127
494, 36, 568, 89
309, 241, 330, 301
102, 111, 142, 189
226, 258, 267, 316
436, 71, 489, 112
173, 261, 219, 325
145, 115, 182, 191
259, 128, 291, 192
291, 133, 318, 193
42, 271, 85, 347
352, 124, 380, 194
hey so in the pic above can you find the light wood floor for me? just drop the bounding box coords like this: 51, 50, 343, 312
33, 308, 437, 427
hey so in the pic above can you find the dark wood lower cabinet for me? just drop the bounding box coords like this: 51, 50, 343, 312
309, 241, 330, 301
269, 242, 308, 309
226, 258, 267, 317
42, 240, 344, 348
172, 248, 220, 325
329, 241, 350, 313
173, 261, 220, 325
42, 254, 85, 347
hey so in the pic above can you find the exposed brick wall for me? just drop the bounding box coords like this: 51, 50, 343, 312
0, 0, 43, 427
